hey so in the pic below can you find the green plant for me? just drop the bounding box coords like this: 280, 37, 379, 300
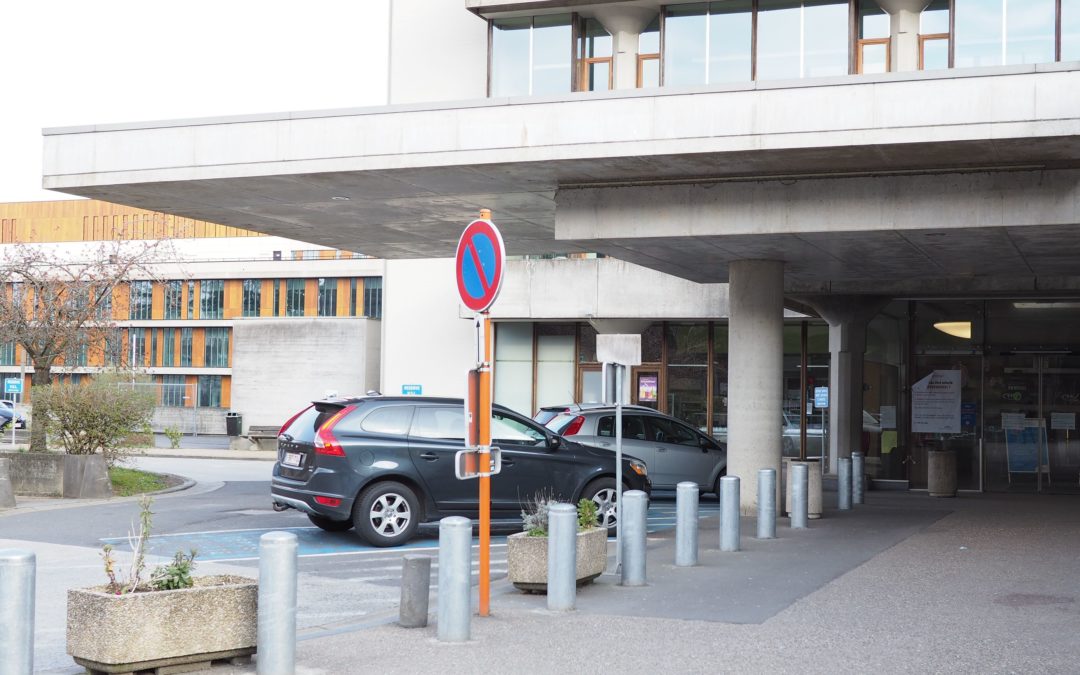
163, 426, 182, 449
520, 491, 601, 537
150, 550, 198, 590
109, 466, 168, 496
100, 496, 196, 594
36, 371, 156, 465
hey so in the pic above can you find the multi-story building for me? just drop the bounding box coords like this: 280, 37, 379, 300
40, 1, 1080, 507
0, 200, 383, 433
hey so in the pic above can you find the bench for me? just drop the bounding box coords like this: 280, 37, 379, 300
245, 425, 280, 453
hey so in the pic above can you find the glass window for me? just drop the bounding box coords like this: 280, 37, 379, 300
204, 327, 229, 368
639, 15, 661, 88
180, 327, 193, 367
859, 0, 890, 39
273, 279, 281, 317
410, 406, 465, 440
665, 4, 709, 86
187, 281, 195, 319
579, 18, 613, 91
129, 280, 153, 320
709, 0, 753, 84
491, 14, 572, 97
646, 416, 699, 446
491, 412, 546, 445
200, 279, 224, 320
921, 35, 951, 69
921, 0, 951, 34
349, 278, 358, 316
150, 329, 158, 367
955, 0, 1055, 68
598, 414, 648, 440
666, 324, 709, 431
0, 342, 14, 367
242, 279, 261, 317
164, 280, 182, 319
1066, 0, 1080, 61
162, 328, 176, 367
356, 406, 414, 436
318, 278, 337, 317
363, 278, 382, 319
105, 328, 124, 367
131, 328, 146, 366
160, 374, 186, 407
197, 375, 221, 407
65, 333, 88, 368
286, 279, 306, 317
858, 0, 891, 73
758, 0, 849, 80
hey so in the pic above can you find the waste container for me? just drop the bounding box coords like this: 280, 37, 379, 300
225, 412, 242, 437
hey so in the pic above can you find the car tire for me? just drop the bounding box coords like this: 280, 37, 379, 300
352, 481, 421, 547
307, 513, 353, 532
581, 477, 620, 533
713, 469, 728, 497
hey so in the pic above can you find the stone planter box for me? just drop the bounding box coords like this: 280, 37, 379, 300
0, 452, 111, 498
784, 458, 823, 519
67, 575, 257, 673
507, 527, 607, 593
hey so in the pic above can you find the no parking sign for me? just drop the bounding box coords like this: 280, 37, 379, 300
455, 218, 505, 313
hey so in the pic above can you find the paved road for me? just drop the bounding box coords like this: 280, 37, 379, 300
5, 457, 714, 673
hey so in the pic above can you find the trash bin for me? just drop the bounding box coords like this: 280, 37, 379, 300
928, 449, 957, 497
225, 412, 242, 437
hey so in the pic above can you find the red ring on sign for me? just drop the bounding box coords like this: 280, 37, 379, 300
455, 219, 506, 313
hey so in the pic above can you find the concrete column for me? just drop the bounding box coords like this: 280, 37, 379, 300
876, 0, 932, 72
728, 259, 785, 516
796, 296, 889, 475
591, 6, 656, 90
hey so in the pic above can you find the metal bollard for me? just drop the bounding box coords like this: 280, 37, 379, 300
399, 555, 432, 628
547, 503, 577, 610
0, 458, 16, 509
838, 457, 852, 511
720, 475, 740, 552
0, 549, 35, 675
757, 469, 776, 540
852, 452, 865, 505
258, 532, 297, 675
620, 490, 648, 586
675, 482, 699, 567
437, 516, 472, 642
791, 463, 809, 529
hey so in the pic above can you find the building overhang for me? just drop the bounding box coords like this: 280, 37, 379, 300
42, 64, 1080, 290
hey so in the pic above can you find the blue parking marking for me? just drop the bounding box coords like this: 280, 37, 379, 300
100, 503, 722, 561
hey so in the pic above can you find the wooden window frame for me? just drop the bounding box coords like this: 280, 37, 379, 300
636, 53, 660, 88
856, 37, 891, 73
918, 33, 949, 70
579, 56, 614, 91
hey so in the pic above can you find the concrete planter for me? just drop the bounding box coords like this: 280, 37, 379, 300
507, 527, 608, 593
928, 449, 957, 497
0, 452, 112, 498
784, 458, 823, 519
67, 575, 257, 673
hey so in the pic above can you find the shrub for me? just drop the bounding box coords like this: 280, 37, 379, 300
163, 426, 182, 449
520, 490, 601, 536
101, 496, 197, 594
35, 371, 156, 465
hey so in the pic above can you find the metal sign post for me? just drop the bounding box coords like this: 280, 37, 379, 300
454, 209, 505, 618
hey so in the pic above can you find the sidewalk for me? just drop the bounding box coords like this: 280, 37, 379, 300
216, 491, 1080, 674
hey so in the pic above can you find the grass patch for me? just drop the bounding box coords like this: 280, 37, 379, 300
109, 467, 169, 497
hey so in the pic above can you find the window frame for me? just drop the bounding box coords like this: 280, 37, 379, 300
856, 36, 891, 73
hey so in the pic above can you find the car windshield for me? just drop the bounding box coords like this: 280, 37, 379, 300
492, 412, 546, 445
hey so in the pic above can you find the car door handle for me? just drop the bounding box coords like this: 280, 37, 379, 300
656, 447, 667, 452
502, 458, 516, 467
419, 452, 438, 461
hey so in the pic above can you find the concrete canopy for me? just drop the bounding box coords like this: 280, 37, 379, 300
42, 64, 1080, 293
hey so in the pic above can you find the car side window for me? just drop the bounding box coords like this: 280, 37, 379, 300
646, 417, 698, 446
491, 412, 545, 446
598, 415, 614, 437
348, 405, 413, 435
597, 415, 645, 439
410, 406, 465, 440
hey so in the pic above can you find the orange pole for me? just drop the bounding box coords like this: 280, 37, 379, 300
478, 312, 492, 617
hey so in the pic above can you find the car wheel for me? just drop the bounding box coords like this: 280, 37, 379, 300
353, 481, 420, 547
307, 513, 353, 532
582, 478, 619, 533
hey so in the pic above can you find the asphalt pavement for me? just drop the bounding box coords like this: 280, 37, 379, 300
3, 448, 1079, 674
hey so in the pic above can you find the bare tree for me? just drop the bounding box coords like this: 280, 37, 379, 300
0, 237, 168, 452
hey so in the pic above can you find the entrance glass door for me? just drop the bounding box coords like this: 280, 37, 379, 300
985, 355, 1080, 493
911, 355, 982, 491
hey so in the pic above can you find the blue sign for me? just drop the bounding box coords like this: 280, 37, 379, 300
401, 384, 422, 396
4, 379, 22, 394
1005, 426, 1049, 473
455, 220, 506, 313
814, 386, 829, 408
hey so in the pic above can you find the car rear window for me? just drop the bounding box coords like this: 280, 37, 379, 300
534, 409, 565, 425
281, 404, 341, 443
545, 412, 578, 434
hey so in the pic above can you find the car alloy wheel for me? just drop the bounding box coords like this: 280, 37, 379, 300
353, 481, 421, 547
582, 477, 619, 531
369, 493, 411, 536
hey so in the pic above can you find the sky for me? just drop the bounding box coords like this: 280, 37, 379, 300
0, 0, 391, 203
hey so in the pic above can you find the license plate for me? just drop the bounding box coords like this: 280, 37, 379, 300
283, 452, 303, 468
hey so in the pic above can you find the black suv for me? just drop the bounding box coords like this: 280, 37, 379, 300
271, 396, 651, 547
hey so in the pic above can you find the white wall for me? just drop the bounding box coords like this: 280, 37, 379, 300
230, 318, 380, 428
381, 258, 475, 399
388, 0, 488, 104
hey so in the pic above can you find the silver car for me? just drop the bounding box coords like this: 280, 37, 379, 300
543, 407, 727, 495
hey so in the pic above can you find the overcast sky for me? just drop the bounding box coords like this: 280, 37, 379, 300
0, 0, 390, 203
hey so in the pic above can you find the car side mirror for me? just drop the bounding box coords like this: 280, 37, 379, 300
546, 434, 561, 451
699, 437, 711, 453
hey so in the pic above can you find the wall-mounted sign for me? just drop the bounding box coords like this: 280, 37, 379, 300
814, 387, 829, 408
401, 384, 422, 396
1051, 412, 1076, 431
638, 375, 658, 403
3, 379, 22, 394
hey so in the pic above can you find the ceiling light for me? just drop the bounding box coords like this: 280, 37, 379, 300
934, 321, 972, 339
1012, 302, 1080, 310
330, 196, 351, 201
